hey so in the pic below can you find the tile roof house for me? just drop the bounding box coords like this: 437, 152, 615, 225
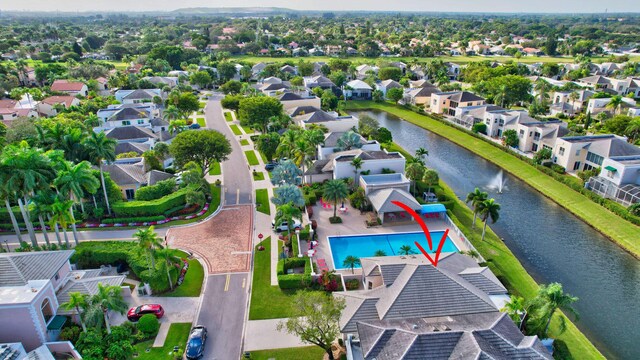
375, 79, 402, 98
345, 80, 373, 100
317, 132, 380, 160
334, 253, 509, 334
351, 311, 552, 360
37, 96, 80, 117
430, 91, 486, 116
0, 251, 125, 351
305, 148, 405, 183
114, 89, 163, 104
49, 80, 88, 97
303, 75, 336, 90
288, 106, 359, 132
102, 161, 174, 200
276, 92, 321, 110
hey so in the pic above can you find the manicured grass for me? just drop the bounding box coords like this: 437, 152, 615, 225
258, 150, 268, 164
196, 117, 205, 127
229, 124, 243, 136
242, 125, 254, 134
255, 189, 270, 215
245, 150, 260, 166
253, 171, 265, 181
208, 162, 221, 176
159, 250, 204, 297
240, 139, 250, 146
246, 346, 325, 360
199, 101, 206, 108
249, 238, 322, 320
224, 111, 233, 122
396, 143, 604, 359
345, 101, 640, 257
133, 322, 191, 360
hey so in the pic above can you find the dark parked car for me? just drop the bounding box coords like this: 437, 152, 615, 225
127, 304, 164, 321
265, 162, 276, 171
185, 325, 207, 359
189, 123, 201, 129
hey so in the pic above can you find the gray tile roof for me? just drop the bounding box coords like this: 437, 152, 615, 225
368, 188, 422, 213
356, 312, 552, 360
458, 267, 507, 295
115, 142, 150, 156
56, 275, 125, 306
102, 163, 147, 185
110, 107, 148, 121
323, 132, 368, 147
122, 89, 156, 100
105, 126, 157, 141
147, 170, 175, 185
0, 251, 74, 286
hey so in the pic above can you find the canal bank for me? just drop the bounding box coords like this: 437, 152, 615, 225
345, 101, 640, 257
349, 109, 640, 360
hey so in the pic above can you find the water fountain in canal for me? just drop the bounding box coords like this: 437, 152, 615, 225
489, 170, 507, 193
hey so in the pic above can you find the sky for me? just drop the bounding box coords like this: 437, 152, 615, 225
1, 0, 639, 13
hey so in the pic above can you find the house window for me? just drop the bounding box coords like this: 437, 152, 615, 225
41, 298, 54, 324
122, 121, 131, 126
586, 151, 604, 166
532, 143, 538, 152
533, 132, 541, 141
543, 145, 552, 150
583, 163, 594, 171
573, 162, 581, 171
137, 119, 144, 125
575, 149, 581, 156
519, 129, 524, 137
559, 147, 565, 156
125, 189, 135, 200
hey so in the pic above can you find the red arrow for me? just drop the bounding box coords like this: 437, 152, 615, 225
415, 229, 449, 267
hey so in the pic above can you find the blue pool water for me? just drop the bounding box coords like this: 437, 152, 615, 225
328, 231, 459, 269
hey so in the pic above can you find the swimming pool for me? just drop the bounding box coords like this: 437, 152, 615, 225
328, 231, 459, 270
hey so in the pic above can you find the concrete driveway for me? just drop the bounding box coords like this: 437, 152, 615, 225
111, 294, 199, 326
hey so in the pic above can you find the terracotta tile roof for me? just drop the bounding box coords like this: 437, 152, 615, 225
41, 96, 77, 107
50, 80, 86, 92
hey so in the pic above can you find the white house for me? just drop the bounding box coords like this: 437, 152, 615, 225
37, 96, 80, 117
115, 89, 163, 104
288, 106, 359, 133
277, 92, 321, 110
375, 79, 402, 98
305, 148, 405, 183
588, 155, 640, 206
317, 132, 381, 160
96, 103, 159, 130
50, 80, 88, 97
553, 134, 640, 173
431, 91, 486, 116
345, 80, 373, 100
586, 97, 636, 115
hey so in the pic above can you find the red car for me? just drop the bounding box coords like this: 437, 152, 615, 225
127, 304, 165, 321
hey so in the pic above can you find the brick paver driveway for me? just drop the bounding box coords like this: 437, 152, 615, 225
167, 205, 253, 274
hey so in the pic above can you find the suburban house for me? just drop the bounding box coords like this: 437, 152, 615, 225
103, 159, 175, 200
305, 148, 405, 183
50, 80, 88, 97
430, 91, 486, 116
359, 173, 411, 197
96, 103, 158, 130
277, 93, 321, 110
403, 85, 441, 107
258, 82, 291, 96
95, 77, 110, 96
37, 96, 80, 117
317, 132, 381, 160
375, 80, 402, 98
251, 62, 267, 78
142, 76, 179, 89
347, 311, 552, 360
333, 253, 510, 335
104, 125, 161, 147
553, 134, 640, 173
0, 341, 81, 359
17, 66, 37, 86
588, 155, 640, 206
0, 251, 126, 352
288, 106, 359, 132
586, 97, 636, 115
303, 75, 336, 91
356, 65, 379, 79
345, 80, 373, 100
0, 98, 37, 120
114, 89, 163, 105
552, 89, 596, 113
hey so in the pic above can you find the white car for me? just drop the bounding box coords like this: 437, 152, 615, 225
272, 220, 302, 232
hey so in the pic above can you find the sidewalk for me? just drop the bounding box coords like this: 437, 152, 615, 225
244, 319, 308, 351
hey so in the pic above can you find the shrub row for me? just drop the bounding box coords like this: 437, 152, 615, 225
276, 257, 312, 290
101, 216, 166, 224
71, 241, 178, 293
134, 178, 176, 201
112, 187, 189, 217
0, 206, 34, 223
404, 105, 640, 226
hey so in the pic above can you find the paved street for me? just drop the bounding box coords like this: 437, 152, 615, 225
204, 94, 253, 205
197, 273, 249, 360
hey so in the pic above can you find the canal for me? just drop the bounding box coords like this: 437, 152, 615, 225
349, 110, 640, 360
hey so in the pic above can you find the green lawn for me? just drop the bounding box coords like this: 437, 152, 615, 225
196, 117, 205, 127
246, 346, 325, 360
253, 171, 265, 181
159, 250, 204, 297
208, 162, 221, 176
240, 139, 250, 146
258, 150, 268, 164
255, 189, 270, 215
224, 111, 233, 122
229, 124, 243, 136
133, 323, 191, 360
245, 150, 260, 166
345, 101, 640, 257
249, 238, 322, 320
242, 125, 254, 134
392, 143, 604, 359
164, 185, 221, 227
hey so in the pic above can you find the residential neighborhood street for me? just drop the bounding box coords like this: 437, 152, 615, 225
0, 227, 169, 248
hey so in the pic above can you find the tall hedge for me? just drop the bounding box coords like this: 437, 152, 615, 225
134, 178, 176, 201
277, 258, 313, 290
112, 187, 188, 217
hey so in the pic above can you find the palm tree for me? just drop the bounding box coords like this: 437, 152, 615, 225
501, 295, 527, 330
606, 95, 623, 115
529, 283, 579, 337
61, 292, 89, 332
568, 91, 579, 107
373, 250, 387, 257
415, 147, 429, 163
134, 226, 164, 272
405, 162, 425, 196
84, 132, 116, 215
465, 188, 488, 228
89, 283, 128, 334
276, 129, 300, 159
534, 80, 550, 104
335, 131, 363, 151
625, 118, 640, 143
55, 161, 99, 215
156, 247, 180, 291
398, 245, 416, 255
31, 192, 56, 247
350, 157, 363, 187
342, 255, 361, 274
275, 203, 303, 241
0, 185, 23, 243
49, 197, 74, 247
292, 138, 315, 180
163, 105, 181, 121
323, 180, 349, 219
478, 198, 501, 241
271, 184, 305, 207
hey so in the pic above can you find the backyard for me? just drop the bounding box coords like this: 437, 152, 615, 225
344, 101, 640, 257
133, 322, 191, 360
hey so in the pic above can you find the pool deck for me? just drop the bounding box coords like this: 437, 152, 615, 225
307, 203, 472, 276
